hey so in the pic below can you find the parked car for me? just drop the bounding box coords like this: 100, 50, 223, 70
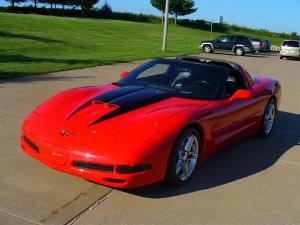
200, 35, 254, 56
251, 38, 261, 53
280, 40, 300, 59
261, 39, 271, 51
21, 57, 281, 188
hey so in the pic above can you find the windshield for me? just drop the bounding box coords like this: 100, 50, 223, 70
117, 59, 228, 100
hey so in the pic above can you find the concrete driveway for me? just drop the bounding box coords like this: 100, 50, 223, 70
0, 53, 299, 225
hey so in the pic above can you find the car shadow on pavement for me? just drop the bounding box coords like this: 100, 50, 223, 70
128, 111, 300, 198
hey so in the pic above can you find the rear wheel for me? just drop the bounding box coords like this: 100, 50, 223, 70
259, 99, 276, 137
235, 47, 245, 56
165, 127, 201, 186
280, 55, 283, 59
203, 45, 212, 53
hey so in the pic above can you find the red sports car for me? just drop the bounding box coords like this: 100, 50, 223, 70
21, 57, 281, 188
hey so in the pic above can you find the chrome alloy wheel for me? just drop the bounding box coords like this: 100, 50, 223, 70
236, 48, 244, 56
204, 46, 211, 53
263, 101, 276, 134
176, 134, 199, 181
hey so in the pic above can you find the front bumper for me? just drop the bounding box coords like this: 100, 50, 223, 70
20, 134, 169, 188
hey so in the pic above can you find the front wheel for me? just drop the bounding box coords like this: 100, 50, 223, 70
235, 47, 245, 56
259, 99, 277, 137
203, 45, 212, 53
165, 127, 201, 186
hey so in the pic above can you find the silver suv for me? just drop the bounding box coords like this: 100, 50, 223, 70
280, 40, 300, 59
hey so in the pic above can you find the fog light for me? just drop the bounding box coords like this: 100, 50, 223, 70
116, 164, 151, 174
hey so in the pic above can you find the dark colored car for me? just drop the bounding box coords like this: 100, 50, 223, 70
200, 35, 254, 56
262, 39, 271, 51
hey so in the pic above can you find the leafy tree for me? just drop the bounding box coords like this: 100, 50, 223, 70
170, 0, 197, 25
6, 0, 27, 8
99, 1, 112, 17
290, 32, 298, 39
31, 0, 38, 8
151, 0, 197, 25
73, 0, 99, 11
150, 0, 168, 23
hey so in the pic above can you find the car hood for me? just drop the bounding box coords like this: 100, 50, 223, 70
201, 40, 214, 43
34, 84, 209, 132
25, 84, 210, 161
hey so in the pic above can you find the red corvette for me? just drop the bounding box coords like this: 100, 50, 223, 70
21, 57, 281, 188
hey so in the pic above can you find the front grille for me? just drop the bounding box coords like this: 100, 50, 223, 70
23, 135, 39, 153
72, 161, 114, 172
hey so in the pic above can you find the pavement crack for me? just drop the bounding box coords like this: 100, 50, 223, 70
64, 188, 113, 225
39, 185, 98, 223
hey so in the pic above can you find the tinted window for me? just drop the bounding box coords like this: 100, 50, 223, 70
282, 41, 299, 47
237, 36, 251, 44
216, 36, 229, 43
228, 36, 235, 42
118, 59, 228, 100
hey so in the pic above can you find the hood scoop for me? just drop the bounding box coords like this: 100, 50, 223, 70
66, 85, 172, 128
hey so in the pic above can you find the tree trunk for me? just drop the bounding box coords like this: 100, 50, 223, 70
50, 3, 53, 9
12, 0, 14, 8
175, 13, 177, 25
34, 0, 37, 8
63, 4, 65, 10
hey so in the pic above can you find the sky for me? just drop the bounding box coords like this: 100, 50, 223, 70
1, 0, 299, 33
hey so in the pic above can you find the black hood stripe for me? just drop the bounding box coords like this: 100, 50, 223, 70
67, 86, 146, 120
89, 85, 172, 126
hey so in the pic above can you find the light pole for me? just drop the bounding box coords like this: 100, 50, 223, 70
162, 0, 169, 52
210, 19, 214, 39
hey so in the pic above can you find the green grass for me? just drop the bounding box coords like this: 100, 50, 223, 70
0, 12, 284, 79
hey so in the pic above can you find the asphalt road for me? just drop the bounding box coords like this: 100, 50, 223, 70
0, 52, 299, 225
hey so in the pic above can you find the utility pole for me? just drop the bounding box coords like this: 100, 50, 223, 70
162, 0, 170, 52
210, 19, 213, 39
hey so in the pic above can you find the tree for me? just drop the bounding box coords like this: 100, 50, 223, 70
73, 0, 99, 11
151, 0, 197, 25
31, 0, 38, 8
6, 0, 27, 7
150, 0, 168, 24
170, 0, 197, 25
99, 1, 112, 17
291, 32, 298, 39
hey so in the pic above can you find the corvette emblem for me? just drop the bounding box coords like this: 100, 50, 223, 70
60, 129, 72, 137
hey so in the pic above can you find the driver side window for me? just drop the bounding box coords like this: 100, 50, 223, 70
225, 70, 247, 98
216, 36, 229, 43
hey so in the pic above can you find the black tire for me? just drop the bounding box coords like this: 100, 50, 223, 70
259, 98, 277, 137
280, 56, 283, 59
203, 45, 212, 53
165, 127, 201, 186
234, 47, 245, 56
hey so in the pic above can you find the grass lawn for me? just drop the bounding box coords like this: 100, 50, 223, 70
0, 12, 284, 79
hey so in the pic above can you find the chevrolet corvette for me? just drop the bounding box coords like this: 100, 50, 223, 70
21, 57, 281, 188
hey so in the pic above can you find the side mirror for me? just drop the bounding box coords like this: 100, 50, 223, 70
229, 89, 251, 102
120, 71, 129, 78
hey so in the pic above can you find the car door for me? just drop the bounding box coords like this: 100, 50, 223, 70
214, 36, 229, 50
208, 70, 261, 149
227, 36, 236, 50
